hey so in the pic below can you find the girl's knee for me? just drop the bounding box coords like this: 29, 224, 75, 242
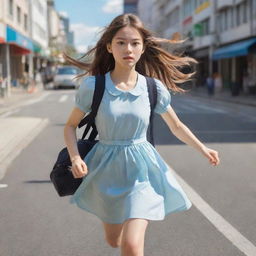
121, 238, 142, 255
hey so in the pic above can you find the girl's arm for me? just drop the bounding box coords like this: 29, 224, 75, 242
64, 107, 88, 178
160, 106, 220, 166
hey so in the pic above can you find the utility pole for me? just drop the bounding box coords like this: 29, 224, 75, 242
5, 43, 11, 97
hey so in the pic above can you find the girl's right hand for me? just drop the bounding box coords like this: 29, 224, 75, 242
71, 156, 88, 178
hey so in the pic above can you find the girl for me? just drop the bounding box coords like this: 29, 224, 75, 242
64, 14, 220, 256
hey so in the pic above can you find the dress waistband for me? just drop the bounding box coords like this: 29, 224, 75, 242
99, 137, 147, 146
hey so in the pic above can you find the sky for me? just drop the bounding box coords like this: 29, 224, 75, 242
54, 0, 124, 53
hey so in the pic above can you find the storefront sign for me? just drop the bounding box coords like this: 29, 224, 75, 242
6, 26, 33, 51
195, 1, 210, 14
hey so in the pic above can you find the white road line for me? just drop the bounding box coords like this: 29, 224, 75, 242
0, 108, 21, 118
170, 166, 256, 256
59, 95, 68, 102
175, 104, 198, 113
193, 130, 256, 134
0, 92, 50, 118
193, 104, 227, 113
22, 92, 50, 106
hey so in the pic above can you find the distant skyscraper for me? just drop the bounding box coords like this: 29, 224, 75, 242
124, 0, 138, 14
59, 13, 74, 47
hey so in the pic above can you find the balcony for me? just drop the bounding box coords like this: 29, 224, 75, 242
217, 0, 233, 10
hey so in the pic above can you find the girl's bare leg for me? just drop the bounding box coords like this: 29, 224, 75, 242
121, 218, 149, 256
102, 222, 124, 248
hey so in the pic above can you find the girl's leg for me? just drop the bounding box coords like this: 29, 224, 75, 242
121, 218, 149, 256
102, 222, 124, 248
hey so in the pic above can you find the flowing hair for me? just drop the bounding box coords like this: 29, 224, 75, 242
64, 13, 198, 93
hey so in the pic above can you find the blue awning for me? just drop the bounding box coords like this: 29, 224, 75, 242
212, 38, 256, 60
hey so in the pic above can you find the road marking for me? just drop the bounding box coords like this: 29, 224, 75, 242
170, 166, 256, 256
59, 95, 68, 102
0, 108, 21, 118
22, 92, 50, 106
192, 104, 227, 113
193, 130, 256, 134
0, 92, 50, 118
0, 184, 8, 188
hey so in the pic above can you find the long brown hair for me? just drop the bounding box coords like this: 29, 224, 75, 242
64, 13, 197, 93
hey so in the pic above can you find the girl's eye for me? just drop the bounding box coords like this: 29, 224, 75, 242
133, 42, 140, 46
117, 41, 124, 45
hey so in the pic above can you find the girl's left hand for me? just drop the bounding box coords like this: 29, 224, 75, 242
201, 147, 220, 166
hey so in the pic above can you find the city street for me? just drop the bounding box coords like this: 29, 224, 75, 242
0, 88, 255, 256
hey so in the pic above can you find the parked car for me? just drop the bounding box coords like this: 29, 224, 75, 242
53, 66, 80, 89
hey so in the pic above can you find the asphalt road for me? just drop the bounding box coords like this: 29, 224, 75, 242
0, 89, 255, 256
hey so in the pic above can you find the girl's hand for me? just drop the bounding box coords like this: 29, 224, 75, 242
201, 146, 220, 166
70, 156, 88, 178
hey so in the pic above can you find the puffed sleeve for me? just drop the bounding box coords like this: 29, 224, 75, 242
75, 76, 95, 113
153, 78, 172, 114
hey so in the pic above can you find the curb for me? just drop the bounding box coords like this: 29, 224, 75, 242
0, 118, 49, 180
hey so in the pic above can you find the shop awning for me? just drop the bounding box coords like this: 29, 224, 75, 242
212, 38, 256, 60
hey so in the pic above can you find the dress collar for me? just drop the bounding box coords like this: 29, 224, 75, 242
105, 71, 145, 96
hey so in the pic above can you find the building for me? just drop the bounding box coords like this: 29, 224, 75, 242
0, 0, 71, 97
59, 13, 74, 47
28, 0, 49, 81
138, 0, 256, 95
0, 0, 33, 96
47, 0, 65, 60
124, 0, 138, 14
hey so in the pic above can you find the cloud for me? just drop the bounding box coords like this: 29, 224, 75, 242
70, 23, 102, 53
102, 0, 123, 14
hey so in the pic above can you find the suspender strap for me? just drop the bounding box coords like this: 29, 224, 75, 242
146, 77, 157, 147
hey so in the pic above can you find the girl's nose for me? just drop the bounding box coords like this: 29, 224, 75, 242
126, 44, 132, 52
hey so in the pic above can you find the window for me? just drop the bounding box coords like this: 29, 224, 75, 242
17, 6, 21, 24
236, 4, 241, 26
201, 18, 209, 35
230, 8, 234, 28
242, 1, 248, 23
183, 0, 193, 18
236, 1, 248, 26
24, 14, 28, 31
8, 0, 13, 16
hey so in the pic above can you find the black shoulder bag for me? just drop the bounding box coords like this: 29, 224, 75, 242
50, 75, 157, 197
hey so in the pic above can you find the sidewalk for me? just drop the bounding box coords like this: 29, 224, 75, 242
0, 83, 45, 115
187, 86, 256, 107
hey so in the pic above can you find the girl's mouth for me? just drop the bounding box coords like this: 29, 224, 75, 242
123, 56, 134, 60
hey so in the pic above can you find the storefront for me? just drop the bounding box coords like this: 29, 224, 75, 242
212, 37, 256, 95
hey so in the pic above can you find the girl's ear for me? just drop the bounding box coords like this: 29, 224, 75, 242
107, 43, 112, 53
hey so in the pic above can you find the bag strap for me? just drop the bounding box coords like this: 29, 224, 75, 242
145, 77, 157, 147
79, 75, 105, 140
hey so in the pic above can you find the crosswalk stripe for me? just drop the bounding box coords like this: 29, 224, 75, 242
59, 95, 68, 102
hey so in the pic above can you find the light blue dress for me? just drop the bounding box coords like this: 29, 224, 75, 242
70, 71, 192, 224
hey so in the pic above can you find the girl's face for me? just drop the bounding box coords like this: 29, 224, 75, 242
107, 26, 144, 70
